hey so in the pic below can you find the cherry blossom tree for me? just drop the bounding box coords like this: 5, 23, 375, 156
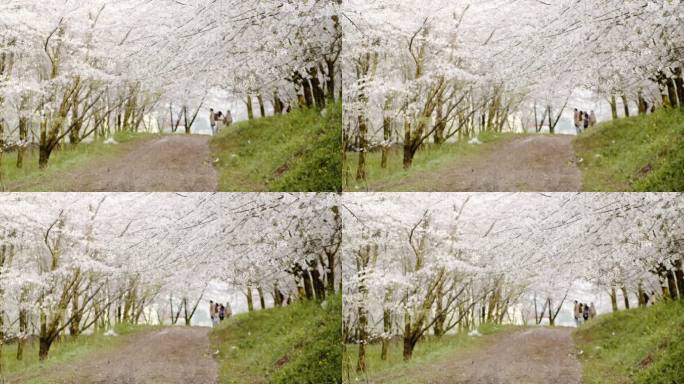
342, 193, 683, 370
0, 192, 340, 364
342, 0, 684, 177
0, 0, 341, 172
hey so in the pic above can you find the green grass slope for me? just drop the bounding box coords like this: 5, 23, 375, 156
210, 295, 341, 384
210, 103, 342, 192
575, 109, 684, 191
574, 301, 684, 384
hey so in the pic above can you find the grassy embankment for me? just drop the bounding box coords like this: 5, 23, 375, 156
210, 294, 341, 384
343, 132, 517, 191
0, 131, 155, 191
0, 323, 158, 381
210, 103, 342, 192
574, 300, 684, 384
343, 323, 517, 384
574, 108, 684, 191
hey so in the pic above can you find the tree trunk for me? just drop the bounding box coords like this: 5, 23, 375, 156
38, 337, 52, 361
257, 94, 266, 118
621, 286, 630, 309
610, 288, 618, 312
309, 68, 326, 109
17, 307, 27, 360
638, 283, 645, 307
246, 96, 254, 120
673, 70, 684, 109
326, 58, 336, 100
257, 286, 266, 310
355, 113, 368, 181
666, 78, 679, 108
402, 336, 416, 361
0, 117, 4, 186
246, 287, 254, 312
0, 310, 3, 375
273, 92, 283, 115
381, 110, 392, 169
38, 143, 52, 169
621, 95, 630, 117
666, 271, 678, 300
434, 98, 446, 144
183, 106, 190, 135
356, 301, 368, 373
17, 103, 28, 169
610, 95, 618, 119
380, 306, 391, 361
674, 260, 684, 300
273, 283, 284, 307
433, 284, 445, 337
637, 92, 647, 115
402, 118, 420, 170
302, 78, 314, 108
665, 271, 677, 299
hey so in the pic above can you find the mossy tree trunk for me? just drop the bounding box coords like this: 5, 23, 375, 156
666, 78, 679, 108
17, 95, 29, 168
273, 92, 283, 115
257, 94, 266, 118
610, 287, 618, 312
673, 68, 684, 109
621, 286, 630, 309
380, 300, 391, 361
246, 286, 254, 312
621, 95, 630, 117
245, 96, 254, 120
637, 92, 647, 114
257, 286, 266, 310
610, 95, 618, 119
380, 98, 393, 169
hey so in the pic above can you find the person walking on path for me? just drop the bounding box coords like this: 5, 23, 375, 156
574, 109, 582, 134
209, 108, 217, 136
209, 300, 216, 327
225, 110, 233, 127
589, 302, 597, 319
573, 300, 581, 326
583, 111, 590, 131
219, 304, 226, 322
589, 110, 597, 127
225, 302, 232, 319
582, 303, 590, 322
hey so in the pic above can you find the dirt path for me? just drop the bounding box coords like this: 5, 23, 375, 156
380, 135, 582, 191
376, 327, 582, 384
9, 327, 218, 384
11, 135, 218, 191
